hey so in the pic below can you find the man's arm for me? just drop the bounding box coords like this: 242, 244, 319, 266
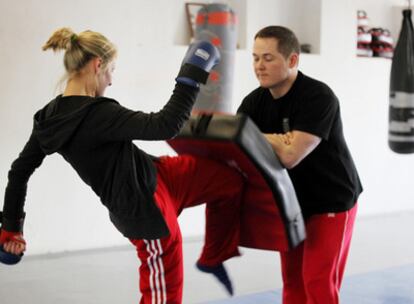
264, 130, 321, 169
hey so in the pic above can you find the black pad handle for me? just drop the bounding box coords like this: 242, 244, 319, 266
191, 114, 213, 136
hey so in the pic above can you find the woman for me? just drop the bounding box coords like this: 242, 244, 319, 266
0, 28, 243, 303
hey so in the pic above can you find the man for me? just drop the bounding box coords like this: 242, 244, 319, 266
237, 25, 363, 304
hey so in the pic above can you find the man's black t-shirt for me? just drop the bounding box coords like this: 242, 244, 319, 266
238, 71, 363, 217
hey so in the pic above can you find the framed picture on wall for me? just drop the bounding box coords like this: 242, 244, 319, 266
185, 2, 206, 40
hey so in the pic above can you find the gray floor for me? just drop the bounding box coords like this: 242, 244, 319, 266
1, 211, 413, 303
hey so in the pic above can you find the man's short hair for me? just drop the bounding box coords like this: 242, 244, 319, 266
255, 26, 300, 58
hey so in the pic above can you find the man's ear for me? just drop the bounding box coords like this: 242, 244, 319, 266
288, 53, 299, 68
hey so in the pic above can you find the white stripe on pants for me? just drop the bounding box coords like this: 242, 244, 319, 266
144, 239, 167, 304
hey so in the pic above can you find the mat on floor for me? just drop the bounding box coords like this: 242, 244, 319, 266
203, 263, 414, 304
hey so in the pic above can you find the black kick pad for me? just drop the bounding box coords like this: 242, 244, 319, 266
167, 113, 306, 250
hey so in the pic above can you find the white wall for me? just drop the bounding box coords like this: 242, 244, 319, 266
244, 0, 321, 53
1, 0, 413, 255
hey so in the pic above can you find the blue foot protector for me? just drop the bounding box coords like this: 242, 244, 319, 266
0, 245, 23, 265
196, 262, 234, 295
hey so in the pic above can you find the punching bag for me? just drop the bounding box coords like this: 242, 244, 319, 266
193, 3, 238, 114
389, 9, 414, 153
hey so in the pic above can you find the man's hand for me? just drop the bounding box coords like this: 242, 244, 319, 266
278, 132, 293, 145
264, 131, 321, 169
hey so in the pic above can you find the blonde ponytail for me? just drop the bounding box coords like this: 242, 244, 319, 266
42, 27, 117, 76
42, 27, 76, 52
